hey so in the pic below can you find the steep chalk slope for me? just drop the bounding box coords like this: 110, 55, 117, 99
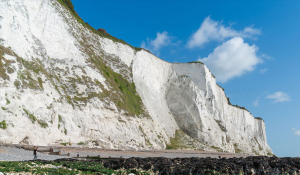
133, 52, 272, 155
0, 0, 272, 155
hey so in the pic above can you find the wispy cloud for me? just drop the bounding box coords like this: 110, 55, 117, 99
260, 54, 275, 60
295, 130, 300, 136
243, 26, 261, 36
253, 100, 259, 106
141, 31, 172, 55
199, 37, 262, 83
260, 68, 268, 74
292, 128, 300, 136
187, 16, 261, 48
266, 91, 291, 103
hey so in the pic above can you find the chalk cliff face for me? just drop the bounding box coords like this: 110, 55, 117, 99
0, 0, 272, 155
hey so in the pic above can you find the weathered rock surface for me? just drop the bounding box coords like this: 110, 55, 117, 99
37, 157, 300, 175
0, 0, 272, 155
100, 156, 300, 175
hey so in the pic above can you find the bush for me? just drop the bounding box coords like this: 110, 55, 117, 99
60, 142, 71, 146
23, 109, 36, 123
188, 61, 204, 65
77, 142, 86, 145
58, 115, 62, 123
227, 97, 251, 113
23, 108, 29, 115
234, 143, 242, 153
28, 114, 37, 123
166, 130, 189, 150
37, 120, 48, 128
0, 120, 7, 129
255, 117, 264, 121
57, 0, 75, 14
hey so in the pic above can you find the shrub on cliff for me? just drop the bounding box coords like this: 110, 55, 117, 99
0, 120, 7, 129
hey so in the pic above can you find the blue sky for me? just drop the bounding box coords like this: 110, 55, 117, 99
72, 0, 300, 157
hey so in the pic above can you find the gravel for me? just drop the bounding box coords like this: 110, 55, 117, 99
0, 146, 70, 161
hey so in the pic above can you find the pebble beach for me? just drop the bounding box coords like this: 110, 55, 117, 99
0, 146, 69, 161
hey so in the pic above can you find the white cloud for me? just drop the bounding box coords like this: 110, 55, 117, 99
260, 68, 268, 74
266, 91, 291, 103
293, 128, 300, 136
253, 100, 259, 106
295, 130, 300, 136
187, 16, 261, 48
243, 26, 261, 35
141, 31, 171, 54
199, 37, 262, 83
260, 54, 274, 60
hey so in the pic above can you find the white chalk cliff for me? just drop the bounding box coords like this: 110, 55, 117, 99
0, 0, 272, 155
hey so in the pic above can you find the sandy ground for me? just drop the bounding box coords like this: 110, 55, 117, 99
0, 144, 249, 161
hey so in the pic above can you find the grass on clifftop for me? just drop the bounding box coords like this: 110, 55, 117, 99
188, 61, 204, 65
56, 0, 143, 52
227, 97, 252, 114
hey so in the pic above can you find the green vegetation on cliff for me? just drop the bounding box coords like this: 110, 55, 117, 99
0, 44, 146, 117
166, 130, 204, 150
56, 0, 143, 52
89, 56, 145, 116
0, 120, 7, 129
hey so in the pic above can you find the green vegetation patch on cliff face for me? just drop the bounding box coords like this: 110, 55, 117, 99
89, 56, 145, 116
166, 130, 204, 150
214, 119, 227, 132
0, 46, 16, 80
37, 120, 48, 128
0, 120, 7, 129
23, 109, 37, 124
166, 130, 189, 149
23, 108, 48, 128
8, 49, 145, 117
0, 46, 46, 91
234, 143, 243, 154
